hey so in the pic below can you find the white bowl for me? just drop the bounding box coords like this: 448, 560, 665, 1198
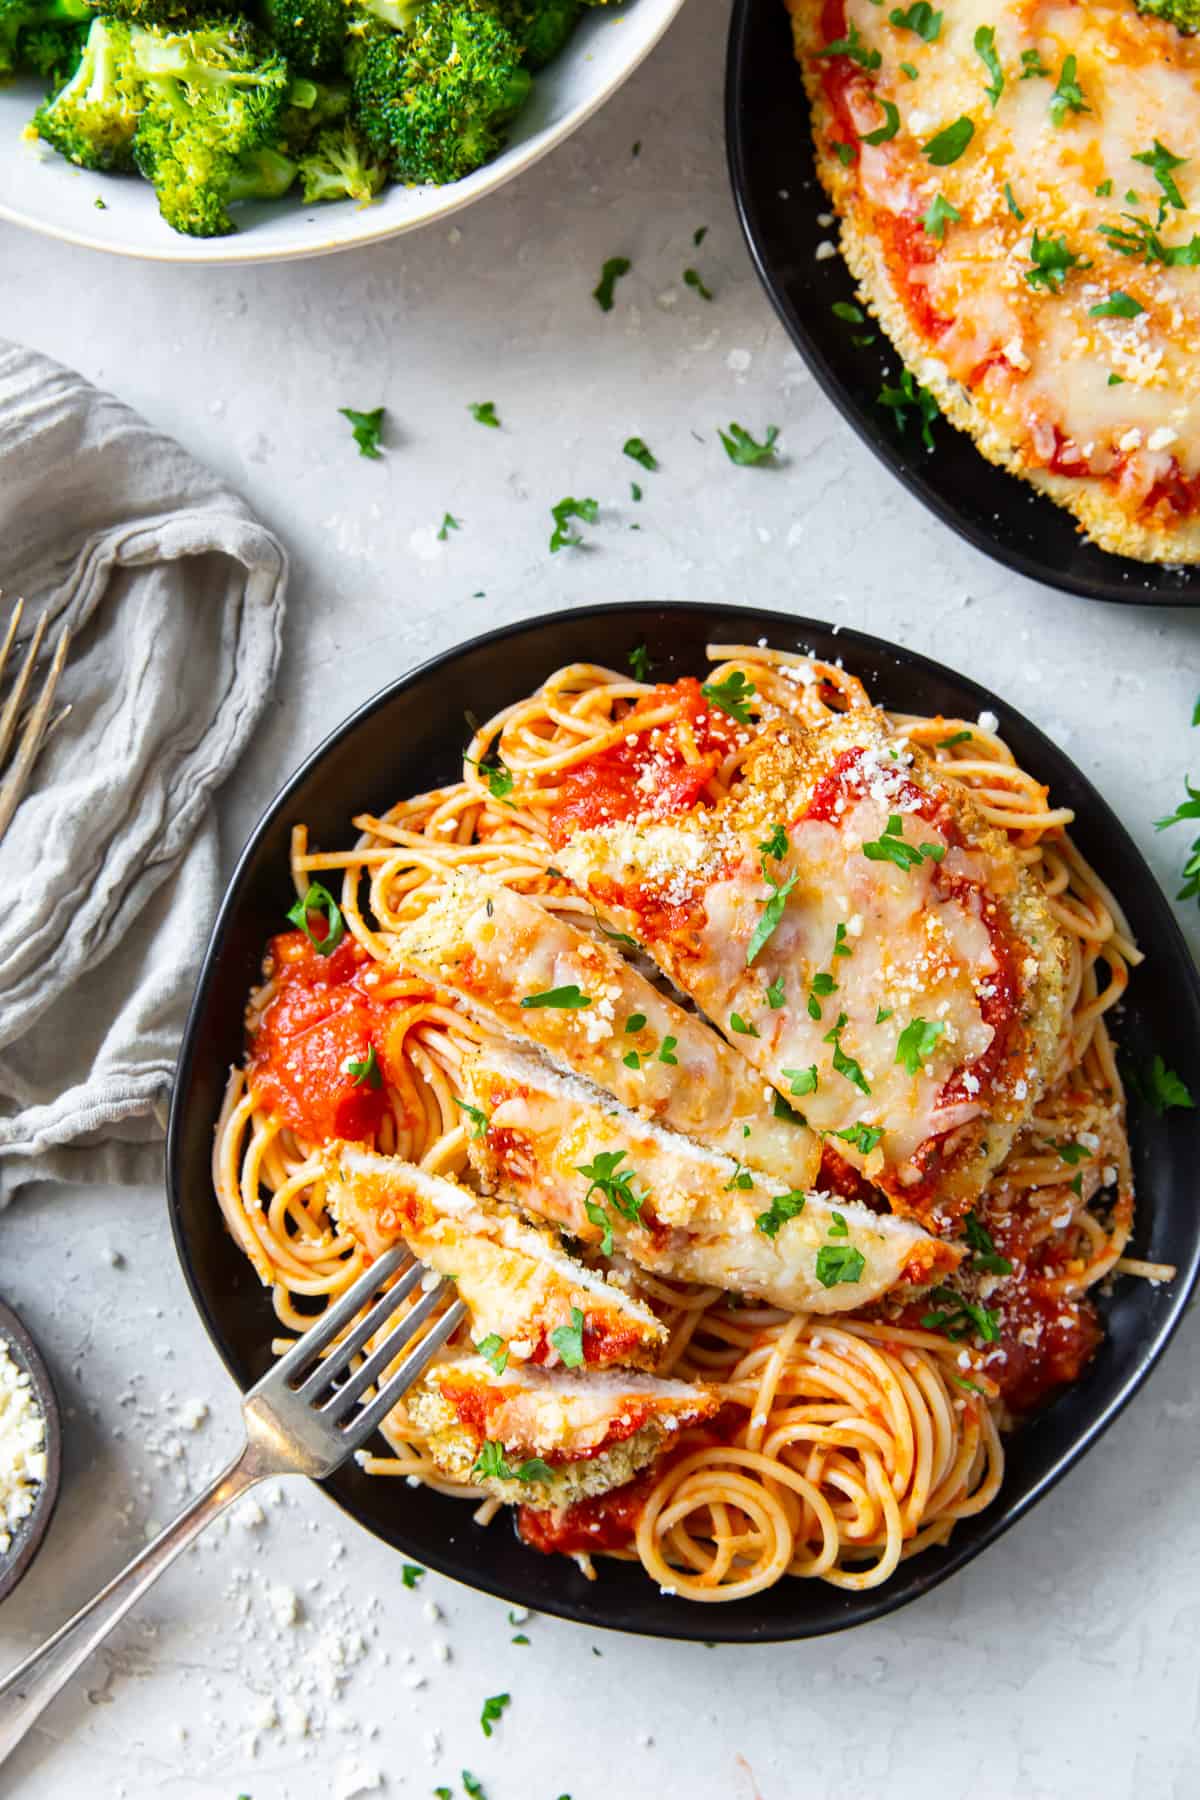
0, 0, 686, 263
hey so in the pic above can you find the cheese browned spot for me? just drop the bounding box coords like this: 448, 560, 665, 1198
406, 1352, 719, 1509
387, 872, 820, 1188
791, 0, 1200, 563
325, 1149, 665, 1371
464, 1043, 961, 1309
558, 710, 1066, 1224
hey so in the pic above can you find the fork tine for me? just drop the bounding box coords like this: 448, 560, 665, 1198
0, 625, 70, 845
319, 1276, 457, 1424
294, 1257, 428, 1402
349, 1299, 468, 1445
262, 1243, 412, 1391
0, 607, 46, 772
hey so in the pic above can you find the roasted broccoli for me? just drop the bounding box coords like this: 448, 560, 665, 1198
1133, 0, 1200, 27
493, 0, 577, 70
127, 17, 292, 235
353, 0, 530, 185
31, 16, 141, 166
0, 0, 90, 77
297, 120, 385, 201
258, 0, 342, 72
14, 18, 86, 87
276, 72, 349, 152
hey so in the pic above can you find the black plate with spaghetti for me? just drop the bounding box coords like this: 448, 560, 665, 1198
167, 602, 1200, 1642
725, 0, 1200, 608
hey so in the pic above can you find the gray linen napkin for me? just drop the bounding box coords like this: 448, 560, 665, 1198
0, 341, 287, 1204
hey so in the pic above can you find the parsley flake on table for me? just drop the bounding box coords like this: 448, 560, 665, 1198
876, 367, 940, 448
469, 400, 500, 427
816, 21, 881, 68
1049, 54, 1089, 126
520, 984, 592, 1009
921, 116, 974, 166
694, 224, 708, 244
718, 422, 780, 466
1132, 139, 1187, 214
1089, 291, 1144, 318
1025, 229, 1090, 290
400, 1563, 424, 1588
1155, 774, 1200, 907
702, 668, 756, 722
549, 495, 599, 552
684, 267, 714, 300
861, 813, 946, 869
345, 1044, 381, 1089
338, 405, 385, 459
815, 1243, 867, 1288
889, 2, 941, 41
550, 1306, 586, 1368
286, 881, 345, 956
895, 1016, 946, 1075
623, 435, 658, 471
462, 1772, 487, 1799
755, 1190, 807, 1238
861, 99, 901, 145
974, 24, 1004, 106
921, 192, 961, 240
437, 512, 461, 541
593, 255, 631, 311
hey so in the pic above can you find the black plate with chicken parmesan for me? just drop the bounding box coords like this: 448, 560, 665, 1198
168, 603, 1200, 1641
727, 0, 1200, 603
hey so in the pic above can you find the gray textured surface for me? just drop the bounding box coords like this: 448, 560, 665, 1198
1, 1, 1199, 1794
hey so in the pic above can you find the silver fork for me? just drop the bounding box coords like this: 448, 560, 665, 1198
0, 1244, 466, 1767
0, 596, 73, 846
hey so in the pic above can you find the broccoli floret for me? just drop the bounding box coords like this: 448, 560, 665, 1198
15, 19, 86, 87
276, 72, 348, 152
353, 0, 424, 32
127, 17, 291, 235
297, 119, 384, 201
0, 0, 90, 76
258, 0, 342, 72
32, 16, 141, 168
81, 0, 203, 19
1133, 0, 1200, 27
352, 0, 530, 185
492, 0, 576, 70
225, 141, 296, 197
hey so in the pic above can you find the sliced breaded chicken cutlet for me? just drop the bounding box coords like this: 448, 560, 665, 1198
557, 709, 1067, 1226
386, 872, 819, 1189
463, 1043, 960, 1311
324, 1149, 665, 1371
405, 1350, 719, 1509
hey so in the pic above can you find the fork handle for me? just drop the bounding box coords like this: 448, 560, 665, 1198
0, 1438, 265, 1768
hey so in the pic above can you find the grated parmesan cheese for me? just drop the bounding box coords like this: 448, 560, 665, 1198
0, 1340, 46, 1555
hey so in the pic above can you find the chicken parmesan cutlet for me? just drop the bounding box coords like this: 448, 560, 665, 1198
790, 0, 1200, 562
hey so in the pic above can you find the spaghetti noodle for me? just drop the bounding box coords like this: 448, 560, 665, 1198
211, 644, 1164, 1600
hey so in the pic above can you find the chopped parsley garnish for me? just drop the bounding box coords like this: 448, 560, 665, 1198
684, 267, 714, 300
1025, 229, 1089, 291
1096, 178, 1113, 197
480, 1693, 511, 1737
974, 24, 1003, 106
816, 21, 882, 68
473, 1442, 553, 1484
833, 141, 856, 167
828, 1210, 849, 1238
475, 1333, 508, 1375
832, 300, 865, 322
811, 973, 837, 996
550, 1306, 586, 1369
889, 2, 941, 41
631, 482, 643, 502
585, 1198, 614, 1254
730, 1012, 760, 1037
921, 1284, 1001, 1343
964, 1211, 1013, 1275
1004, 182, 1025, 221
834, 1121, 884, 1153
346, 1044, 381, 1089
825, 1012, 870, 1093
725, 1160, 755, 1192
1048, 54, 1088, 127
1127, 1053, 1194, 1115
339, 405, 385, 459
877, 367, 940, 448
861, 99, 901, 145
462, 1776, 486, 1800
758, 820, 789, 871
747, 868, 800, 966
895, 1016, 946, 1075
469, 401, 500, 428
816, 1243, 867, 1288
1098, 213, 1200, 267
659, 1035, 679, 1064
766, 975, 786, 1009
465, 751, 515, 802
939, 729, 973, 747
833, 922, 852, 958
953, 1374, 985, 1397
900, 59, 918, 78
593, 256, 631, 311
1132, 139, 1187, 214
286, 881, 345, 956
922, 193, 961, 241
1089, 290, 1144, 319
623, 1050, 642, 1070
783, 1064, 819, 1096
1019, 47, 1049, 79
755, 1190, 807, 1238
1155, 774, 1200, 908
623, 436, 658, 471
520, 984, 592, 1009
400, 1563, 424, 1588
1052, 1138, 1089, 1166
626, 1012, 648, 1033
578, 1149, 649, 1226
921, 116, 974, 167
718, 422, 781, 466
773, 1090, 808, 1125
702, 669, 756, 722
628, 642, 652, 682
549, 495, 599, 552
861, 813, 946, 870
694, 224, 708, 245
437, 512, 461, 541
875, 1005, 893, 1023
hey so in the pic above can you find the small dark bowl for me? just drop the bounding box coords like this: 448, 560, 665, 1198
0, 1299, 62, 1606
167, 602, 1200, 1641
725, 0, 1200, 607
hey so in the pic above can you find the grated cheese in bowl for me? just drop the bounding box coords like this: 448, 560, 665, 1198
0, 1339, 47, 1556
